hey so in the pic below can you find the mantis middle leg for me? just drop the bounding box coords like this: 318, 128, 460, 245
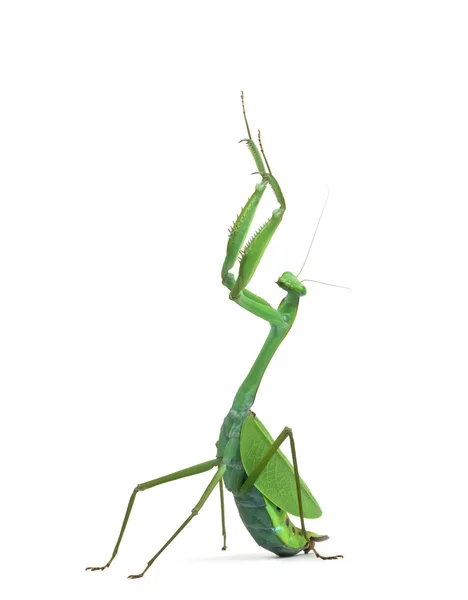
128, 464, 227, 579
219, 478, 227, 550
239, 428, 343, 560
86, 458, 220, 571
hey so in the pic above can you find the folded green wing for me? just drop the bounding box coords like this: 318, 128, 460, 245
240, 414, 322, 518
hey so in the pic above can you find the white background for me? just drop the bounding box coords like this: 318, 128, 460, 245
1, 2, 467, 599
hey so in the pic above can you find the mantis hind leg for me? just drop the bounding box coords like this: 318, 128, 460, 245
85, 458, 220, 572
127, 464, 226, 579
239, 426, 343, 560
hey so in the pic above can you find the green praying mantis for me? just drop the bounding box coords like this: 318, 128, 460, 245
86, 93, 346, 579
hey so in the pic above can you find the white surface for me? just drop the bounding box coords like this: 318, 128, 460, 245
1, 2, 467, 599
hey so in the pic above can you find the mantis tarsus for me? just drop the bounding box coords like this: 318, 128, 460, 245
86, 93, 344, 579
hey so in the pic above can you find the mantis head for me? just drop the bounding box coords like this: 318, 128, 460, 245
276, 272, 307, 296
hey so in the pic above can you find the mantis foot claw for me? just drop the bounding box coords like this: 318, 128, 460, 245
127, 573, 144, 579
85, 562, 111, 571
313, 548, 343, 560
304, 542, 343, 560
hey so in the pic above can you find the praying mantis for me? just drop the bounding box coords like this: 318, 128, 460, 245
86, 93, 345, 579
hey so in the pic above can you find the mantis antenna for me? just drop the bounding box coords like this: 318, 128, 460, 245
301, 279, 351, 292
296, 186, 330, 278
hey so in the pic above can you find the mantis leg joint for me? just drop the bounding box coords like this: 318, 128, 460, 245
222, 273, 235, 289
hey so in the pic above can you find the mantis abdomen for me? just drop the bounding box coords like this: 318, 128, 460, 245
218, 407, 316, 557
235, 488, 310, 557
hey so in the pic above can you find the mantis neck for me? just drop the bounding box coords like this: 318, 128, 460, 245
232, 292, 299, 413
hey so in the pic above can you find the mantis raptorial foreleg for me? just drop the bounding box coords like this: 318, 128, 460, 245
127, 464, 227, 579
221, 172, 287, 327
86, 458, 220, 571
223, 171, 286, 301
239, 427, 343, 560
222, 94, 287, 319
